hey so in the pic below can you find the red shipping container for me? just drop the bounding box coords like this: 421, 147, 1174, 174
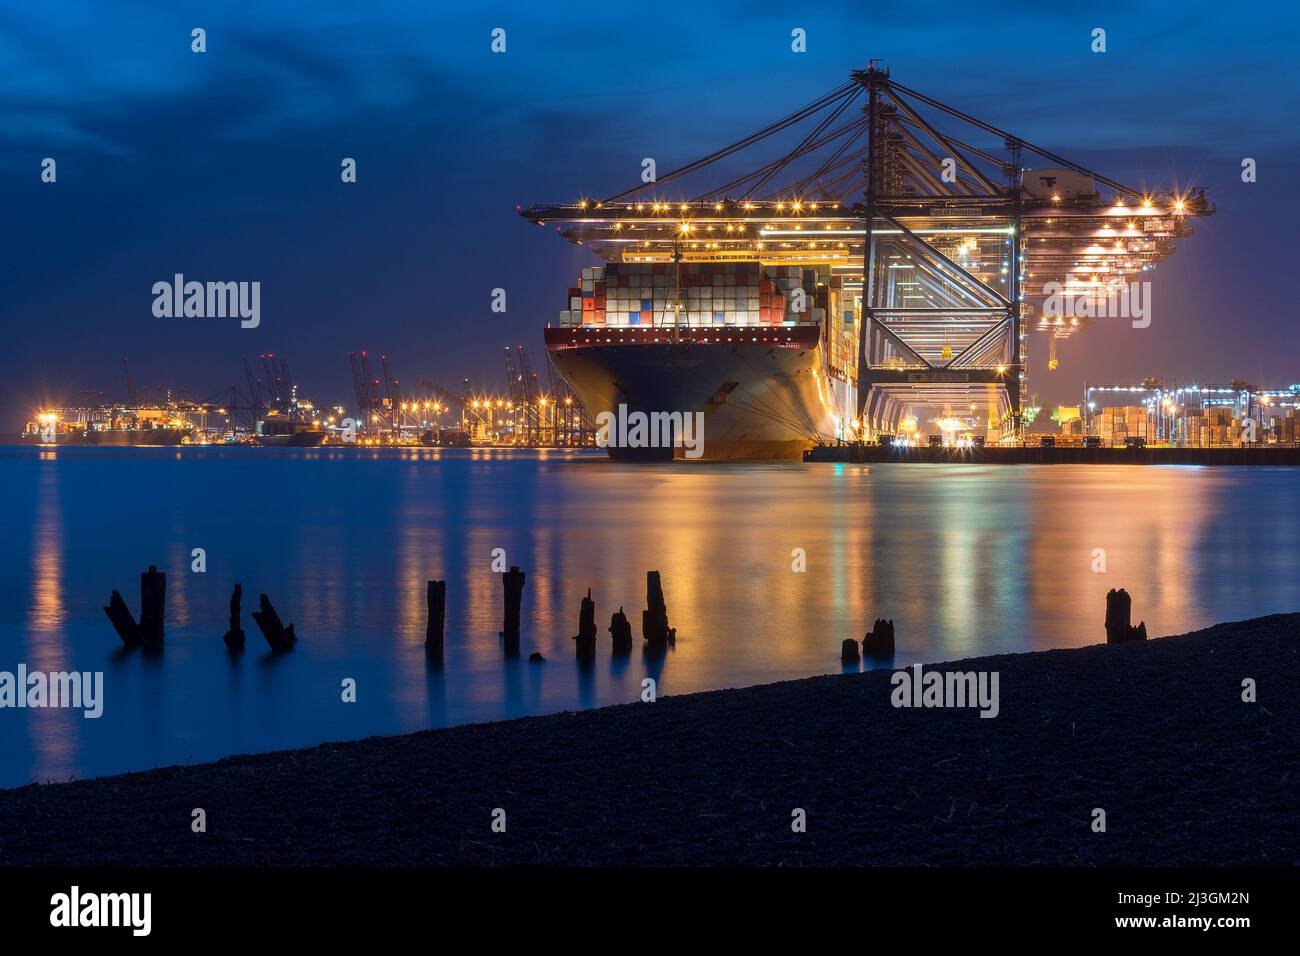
582, 299, 594, 311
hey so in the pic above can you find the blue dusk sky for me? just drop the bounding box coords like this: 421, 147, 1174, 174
3, 0, 1299, 424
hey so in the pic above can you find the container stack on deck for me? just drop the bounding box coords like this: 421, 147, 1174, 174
557, 262, 842, 329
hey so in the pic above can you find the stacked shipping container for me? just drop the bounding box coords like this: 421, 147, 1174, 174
556, 262, 845, 329
1095, 405, 1153, 446
1275, 409, 1299, 444
1201, 407, 1234, 447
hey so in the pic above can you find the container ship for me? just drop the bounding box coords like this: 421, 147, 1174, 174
545, 260, 858, 460
254, 414, 326, 447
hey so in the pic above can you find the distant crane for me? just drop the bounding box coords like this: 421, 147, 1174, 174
516, 345, 540, 403
502, 347, 523, 405
122, 357, 138, 405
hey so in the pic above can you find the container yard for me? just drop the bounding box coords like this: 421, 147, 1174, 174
805, 381, 1300, 462
1083, 383, 1300, 448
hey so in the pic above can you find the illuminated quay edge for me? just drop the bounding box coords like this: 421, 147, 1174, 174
521, 62, 1212, 448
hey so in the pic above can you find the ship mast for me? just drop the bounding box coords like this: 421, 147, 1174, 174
671, 238, 682, 344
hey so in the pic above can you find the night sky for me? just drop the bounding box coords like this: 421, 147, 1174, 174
5, 0, 1298, 429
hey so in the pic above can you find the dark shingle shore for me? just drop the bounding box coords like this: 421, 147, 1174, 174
1, 615, 1296, 866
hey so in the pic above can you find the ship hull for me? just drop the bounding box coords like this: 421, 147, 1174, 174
546, 327, 853, 461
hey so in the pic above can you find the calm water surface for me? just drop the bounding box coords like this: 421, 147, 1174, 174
3, 445, 1298, 787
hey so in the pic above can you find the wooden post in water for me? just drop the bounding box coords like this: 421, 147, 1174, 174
252, 593, 297, 652
642, 570, 676, 650
222, 583, 246, 651
840, 638, 860, 663
1105, 588, 1148, 643
139, 565, 166, 649
862, 618, 895, 658
500, 565, 525, 657
426, 579, 446, 655
1104, 587, 1130, 643
103, 590, 140, 646
609, 608, 633, 656
573, 588, 597, 662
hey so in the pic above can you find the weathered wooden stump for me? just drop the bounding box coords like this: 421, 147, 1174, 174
862, 618, 895, 658
573, 588, 597, 662
609, 608, 633, 656
840, 638, 860, 663
528, 651, 545, 663
103, 589, 140, 646
499, 565, 525, 657
139, 565, 166, 649
222, 583, 246, 652
252, 593, 297, 652
426, 579, 446, 655
641, 570, 676, 649
1105, 588, 1147, 643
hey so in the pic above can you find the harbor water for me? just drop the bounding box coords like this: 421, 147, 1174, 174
3, 444, 1298, 788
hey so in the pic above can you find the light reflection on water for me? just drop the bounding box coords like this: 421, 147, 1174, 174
1, 445, 1297, 787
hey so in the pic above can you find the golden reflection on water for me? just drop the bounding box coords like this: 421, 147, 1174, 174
26, 453, 78, 781
1021, 466, 1236, 640
372, 458, 1297, 734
